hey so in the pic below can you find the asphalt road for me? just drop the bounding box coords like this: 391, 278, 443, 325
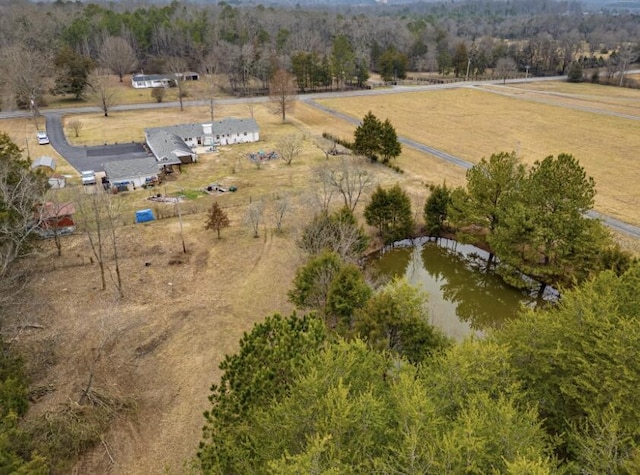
2, 73, 639, 238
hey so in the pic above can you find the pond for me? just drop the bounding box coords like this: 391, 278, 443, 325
369, 237, 551, 340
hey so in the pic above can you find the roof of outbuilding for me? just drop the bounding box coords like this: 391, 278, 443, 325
104, 157, 160, 182
35, 201, 76, 220
30, 156, 56, 171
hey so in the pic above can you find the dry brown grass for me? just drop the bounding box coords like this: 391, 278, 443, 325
4, 80, 640, 474
44, 74, 227, 110
317, 86, 640, 226
0, 116, 77, 178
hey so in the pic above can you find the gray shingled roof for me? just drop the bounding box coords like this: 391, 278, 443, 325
145, 129, 195, 165
104, 157, 160, 182
209, 117, 259, 136
144, 118, 259, 163
146, 123, 203, 139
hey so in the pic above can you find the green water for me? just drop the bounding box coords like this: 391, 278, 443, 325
370, 238, 539, 340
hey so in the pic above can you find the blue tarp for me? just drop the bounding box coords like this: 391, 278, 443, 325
135, 209, 155, 224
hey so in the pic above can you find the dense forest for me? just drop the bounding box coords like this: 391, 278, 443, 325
0, 0, 638, 104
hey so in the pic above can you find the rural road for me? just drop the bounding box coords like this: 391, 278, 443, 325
2, 74, 639, 238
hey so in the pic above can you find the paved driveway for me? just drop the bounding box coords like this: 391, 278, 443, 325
45, 113, 147, 173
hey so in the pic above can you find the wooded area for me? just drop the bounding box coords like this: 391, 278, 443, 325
0, 0, 638, 106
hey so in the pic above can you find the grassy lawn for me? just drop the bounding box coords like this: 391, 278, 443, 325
43, 73, 228, 109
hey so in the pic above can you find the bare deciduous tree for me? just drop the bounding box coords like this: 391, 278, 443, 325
272, 194, 290, 232
269, 69, 296, 122
99, 36, 138, 83
0, 134, 47, 287
200, 53, 219, 125
165, 56, 188, 112
67, 119, 83, 138
316, 156, 374, 212
246, 102, 258, 118
89, 68, 119, 117
495, 57, 517, 84
276, 134, 303, 166
0, 45, 51, 128
245, 200, 264, 238
311, 167, 337, 213
75, 189, 123, 296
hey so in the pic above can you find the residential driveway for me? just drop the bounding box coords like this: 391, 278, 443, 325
45, 113, 148, 173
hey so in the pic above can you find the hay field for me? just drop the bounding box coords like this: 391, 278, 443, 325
316, 85, 640, 226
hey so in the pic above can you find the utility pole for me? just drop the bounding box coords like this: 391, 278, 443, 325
176, 195, 186, 254
465, 57, 471, 81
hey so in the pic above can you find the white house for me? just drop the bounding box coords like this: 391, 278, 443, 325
144, 118, 260, 165
131, 74, 174, 89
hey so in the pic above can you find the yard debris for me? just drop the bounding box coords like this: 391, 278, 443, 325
203, 183, 237, 194
248, 150, 279, 162
147, 194, 183, 203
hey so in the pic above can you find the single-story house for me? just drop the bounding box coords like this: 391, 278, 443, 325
131, 74, 175, 89
103, 157, 160, 190
34, 201, 76, 238
131, 72, 199, 89
208, 118, 260, 146
30, 156, 56, 173
144, 118, 260, 165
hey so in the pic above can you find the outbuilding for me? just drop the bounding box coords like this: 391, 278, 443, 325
30, 156, 56, 174
34, 201, 76, 238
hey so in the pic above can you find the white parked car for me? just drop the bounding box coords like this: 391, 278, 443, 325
36, 130, 49, 145
81, 170, 96, 185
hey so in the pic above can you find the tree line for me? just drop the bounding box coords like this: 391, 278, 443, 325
1, 0, 638, 108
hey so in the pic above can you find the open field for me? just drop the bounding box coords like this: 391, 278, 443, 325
4, 80, 640, 473
478, 81, 640, 116
317, 85, 640, 226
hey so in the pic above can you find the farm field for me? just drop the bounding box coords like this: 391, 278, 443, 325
3, 80, 640, 473
316, 84, 640, 226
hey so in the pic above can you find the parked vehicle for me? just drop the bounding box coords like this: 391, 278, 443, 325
81, 170, 96, 185
36, 130, 49, 145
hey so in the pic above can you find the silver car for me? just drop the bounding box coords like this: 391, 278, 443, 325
81, 170, 96, 185
36, 130, 49, 145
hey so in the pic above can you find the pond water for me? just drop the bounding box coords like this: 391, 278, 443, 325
369, 237, 545, 340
